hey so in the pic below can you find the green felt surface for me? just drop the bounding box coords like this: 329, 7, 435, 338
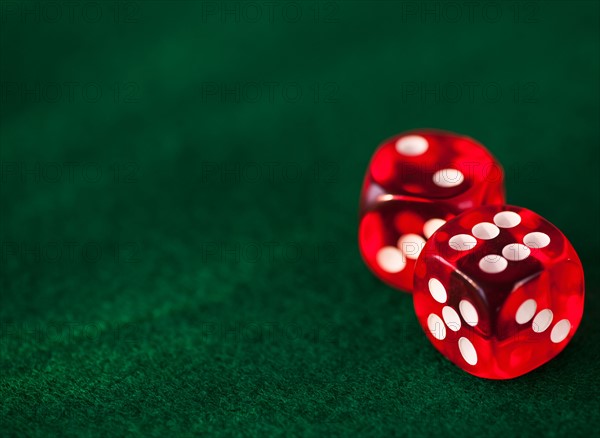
1, 1, 599, 436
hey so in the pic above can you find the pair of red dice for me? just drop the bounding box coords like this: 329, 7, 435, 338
358, 130, 585, 379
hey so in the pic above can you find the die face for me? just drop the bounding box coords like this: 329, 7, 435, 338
359, 200, 453, 291
413, 205, 585, 379
495, 260, 584, 376
362, 130, 503, 203
359, 130, 505, 292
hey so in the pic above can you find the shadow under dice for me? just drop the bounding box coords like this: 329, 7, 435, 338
413, 205, 585, 379
359, 130, 505, 292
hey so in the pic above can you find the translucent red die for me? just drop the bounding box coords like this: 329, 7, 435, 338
413, 205, 585, 379
359, 129, 505, 292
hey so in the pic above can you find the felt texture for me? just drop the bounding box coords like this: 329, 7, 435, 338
1, 1, 599, 436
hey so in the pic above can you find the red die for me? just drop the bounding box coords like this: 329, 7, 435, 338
359, 130, 505, 292
413, 205, 585, 379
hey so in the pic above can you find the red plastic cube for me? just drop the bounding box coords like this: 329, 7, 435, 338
359, 130, 505, 292
413, 205, 585, 379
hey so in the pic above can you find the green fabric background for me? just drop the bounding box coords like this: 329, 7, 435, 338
1, 1, 599, 436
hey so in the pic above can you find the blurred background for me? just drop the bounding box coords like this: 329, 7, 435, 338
1, 1, 599, 435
